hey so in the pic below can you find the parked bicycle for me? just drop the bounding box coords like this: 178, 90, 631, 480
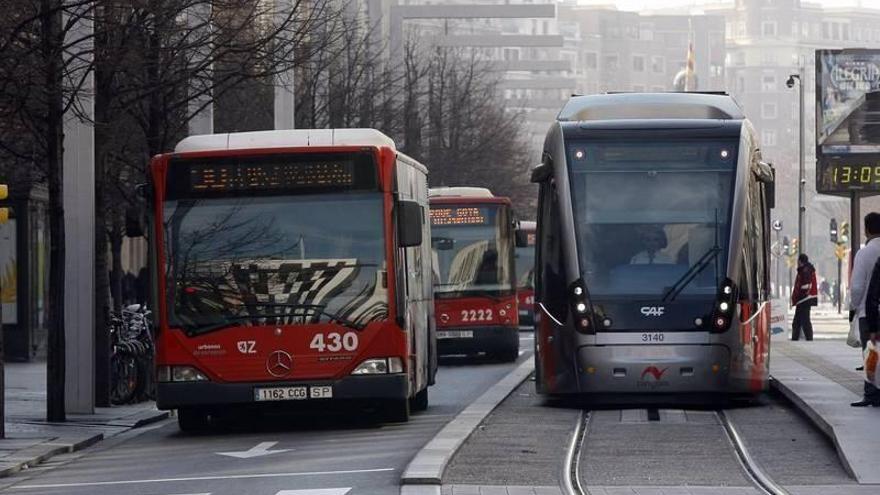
110, 304, 154, 405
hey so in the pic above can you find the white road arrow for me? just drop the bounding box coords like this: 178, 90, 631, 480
276, 490, 351, 495
216, 441, 291, 459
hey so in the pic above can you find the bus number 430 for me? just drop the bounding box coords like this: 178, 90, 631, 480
309, 332, 359, 352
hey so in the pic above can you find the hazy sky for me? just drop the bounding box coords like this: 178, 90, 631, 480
576, 0, 873, 10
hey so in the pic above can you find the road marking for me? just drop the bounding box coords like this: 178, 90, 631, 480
10, 468, 394, 490
276, 489, 351, 495
217, 441, 291, 459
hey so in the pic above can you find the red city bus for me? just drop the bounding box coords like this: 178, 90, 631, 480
429, 187, 519, 362
148, 129, 436, 430
515, 220, 536, 328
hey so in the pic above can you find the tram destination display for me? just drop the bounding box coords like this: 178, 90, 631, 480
816, 49, 880, 194
166, 153, 378, 198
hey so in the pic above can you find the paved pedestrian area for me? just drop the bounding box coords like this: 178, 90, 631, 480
0, 361, 167, 477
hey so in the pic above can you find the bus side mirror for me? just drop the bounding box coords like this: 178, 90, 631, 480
757, 161, 775, 209
515, 229, 529, 248
398, 200, 423, 247
530, 158, 552, 183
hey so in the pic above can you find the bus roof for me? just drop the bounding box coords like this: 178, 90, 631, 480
429, 186, 494, 198
174, 128, 397, 153
557, 93, 745, 122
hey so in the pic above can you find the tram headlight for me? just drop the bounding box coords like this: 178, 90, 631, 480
573, 286, 583, 296
575, 302, 587, 313
714, 316, 728, 330
719, 301, 730, 312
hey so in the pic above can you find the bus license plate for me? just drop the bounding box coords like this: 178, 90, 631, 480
254, 385, 333, 402
437, 330, 474, 339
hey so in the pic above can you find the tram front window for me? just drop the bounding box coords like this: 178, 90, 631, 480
568, 139, 737, 299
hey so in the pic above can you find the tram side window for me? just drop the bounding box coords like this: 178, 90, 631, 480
537, 182, 567, 320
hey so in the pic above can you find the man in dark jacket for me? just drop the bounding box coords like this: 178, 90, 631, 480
856, 258, 880, 407
790, 253, 817, 341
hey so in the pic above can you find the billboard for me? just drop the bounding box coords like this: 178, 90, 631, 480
816, 49, 880, 194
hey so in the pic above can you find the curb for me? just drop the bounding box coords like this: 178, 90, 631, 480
0, 409, 169, 479
0, 434, 103, 478
401, 356, 535, 487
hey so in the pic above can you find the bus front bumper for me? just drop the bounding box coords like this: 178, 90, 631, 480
437, 325, 519, 355
156, 373, 408, 410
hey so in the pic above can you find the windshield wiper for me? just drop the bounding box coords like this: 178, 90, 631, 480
662, 246, 722, 302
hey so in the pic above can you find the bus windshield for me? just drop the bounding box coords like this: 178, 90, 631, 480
430, 204, 514, 298
516, 238, 536, 290
567, 139, 737, 299
163, 192, 387, 333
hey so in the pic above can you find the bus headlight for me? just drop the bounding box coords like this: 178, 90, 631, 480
158, 365, 209, 382
351, 357, 404, 375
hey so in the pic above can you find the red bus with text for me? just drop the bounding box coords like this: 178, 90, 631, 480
429, 187, 519, 362
148, 129, 436, 430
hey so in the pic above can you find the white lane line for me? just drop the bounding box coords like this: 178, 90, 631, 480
10, 468, 393, 490
276, 489, 351, 495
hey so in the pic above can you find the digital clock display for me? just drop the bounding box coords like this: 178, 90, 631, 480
430, 207, 492, 226
166, 152, 378, 199
817, 159, 880, 193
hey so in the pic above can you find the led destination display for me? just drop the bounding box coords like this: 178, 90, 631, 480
430, 207, 491, 226
165, 152, 378, 199
189, 161, 354, 192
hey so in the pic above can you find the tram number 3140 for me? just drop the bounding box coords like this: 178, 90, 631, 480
641, 332, 665, 343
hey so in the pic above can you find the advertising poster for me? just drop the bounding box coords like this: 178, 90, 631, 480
0, 218, 16, 324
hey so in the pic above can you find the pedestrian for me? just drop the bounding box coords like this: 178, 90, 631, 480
790, 253, 817, 341
856, 256, 880, 407
820, 278, 830, 304
849, 212, 880, 405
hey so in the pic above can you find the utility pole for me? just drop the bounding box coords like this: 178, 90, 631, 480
787, 67, 806, 255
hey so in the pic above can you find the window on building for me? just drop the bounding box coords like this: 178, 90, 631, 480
503, 48, 520, 61
762, 102, 778, 120
604, 54, 619, 71
762, 21, 777, 37
823, 22, 830, 39
762, 130, 777, 146
584, 52, 597, 69
632, 55, 645, 72
639, 23, 654, 41
651, 55, 665, 73
842, 23, 850, 41
761, 73, 776, 91
832, 22, 840, 40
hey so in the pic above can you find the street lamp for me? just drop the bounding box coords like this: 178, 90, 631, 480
787, 69, 806, 256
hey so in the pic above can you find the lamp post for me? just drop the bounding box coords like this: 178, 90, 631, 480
787, 67, 806, 256
772, 220, 783, 298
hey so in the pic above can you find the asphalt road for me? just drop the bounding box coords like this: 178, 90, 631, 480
0, 334, 534, 495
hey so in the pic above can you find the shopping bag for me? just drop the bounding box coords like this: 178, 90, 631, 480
865, 341, 880, 387
848, 318, 862, 348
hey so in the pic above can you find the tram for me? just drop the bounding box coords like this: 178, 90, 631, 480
148, 128, 436, 429
531, 93, 774, 399
429, 187, 520, 361
515, 220, 537, 328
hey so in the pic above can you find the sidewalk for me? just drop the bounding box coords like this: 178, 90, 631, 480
0, 361, 168, 477
770, 336, 880, 485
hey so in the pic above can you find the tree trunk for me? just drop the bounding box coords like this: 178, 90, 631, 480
42, 0, 65, 422
109, 218, 124, 311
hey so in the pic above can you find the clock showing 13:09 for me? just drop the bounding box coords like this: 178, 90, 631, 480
819, 161, 880, 193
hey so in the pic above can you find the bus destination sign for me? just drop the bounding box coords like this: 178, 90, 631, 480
430, 207, 489, 226
189, 160, 354, 192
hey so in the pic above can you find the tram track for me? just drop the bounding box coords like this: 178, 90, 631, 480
561, 408, 789, 495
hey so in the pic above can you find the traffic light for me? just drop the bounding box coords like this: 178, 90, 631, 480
791, 238, 799, 255
830, 218, 838, 243
782, 236, 790, 255
840, 221, 850, 244
0, 183, 8, 224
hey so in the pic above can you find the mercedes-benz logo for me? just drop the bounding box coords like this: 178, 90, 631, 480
266, 350, 293, 378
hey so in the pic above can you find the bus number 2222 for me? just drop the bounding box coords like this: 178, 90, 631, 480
462, 309, 493, 322
309, 332, 358, 353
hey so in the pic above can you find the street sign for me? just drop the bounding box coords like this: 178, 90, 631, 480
216, 441, 292, 459
772, 220, 783, 231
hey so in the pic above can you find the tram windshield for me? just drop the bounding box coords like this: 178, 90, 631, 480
430, 204, 514, 298
568, 139, 737, 299
163, 192, 387, 334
